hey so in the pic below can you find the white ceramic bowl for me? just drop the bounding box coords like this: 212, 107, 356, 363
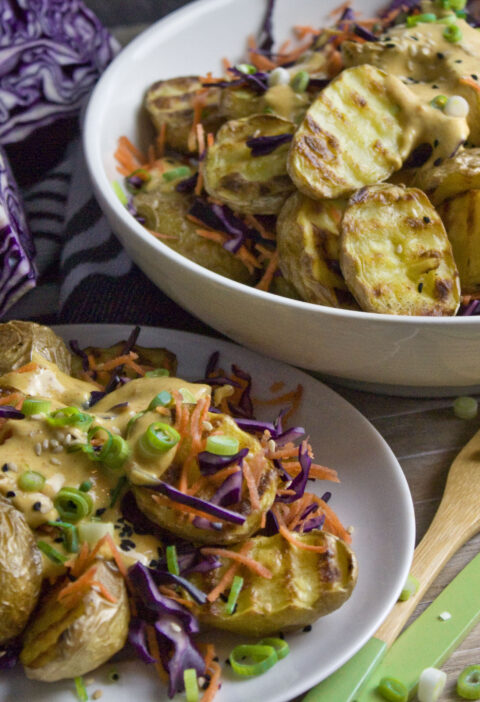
83, 0, 480, 397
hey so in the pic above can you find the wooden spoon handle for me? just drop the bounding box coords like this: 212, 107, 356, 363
375, 500, 473, 647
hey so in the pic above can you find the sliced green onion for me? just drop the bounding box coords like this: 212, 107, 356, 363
126, 411, 144, 436
18, 470, 45, 492
47, 520, 79, 553
258, 637, 290, 660
225, 575, 244, 614
407, 15, 420, 25
148, 391, 173, 410
205, 435, 239, 456
166, 544, 180, 576
78, 521, 115, 546
398, 573, 420, 601
290, 70, 310, 92
449, 0, 466, 9
418, 667, 447, 701
377, 676, 408, 702
74, 675, 89, 702
79, 480, 92, 492
138, 422, 181, 458
457, 665, 480, 699
21, 398, 51, 416
437, 12, 457, 23
430, 95, 448, 109
184, 668, 199, 702
229, 644, 278, 676
456, 8, 467, 17
443, 23, 463, 41
54, 487, 93, 523
162, 166, 191, 182
236, 63, 257, 74
112, 180, 127, 206
145, 368, 170, 378
453, 396, 478, 419
100, 434, 130, 470
47, 406, 93, 431
37, 540, 68, 565
179, 387, 197, 404
110, 475, 128, 508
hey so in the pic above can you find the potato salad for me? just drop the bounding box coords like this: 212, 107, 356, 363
114, 0, 480, 317
0, 321, 355, 700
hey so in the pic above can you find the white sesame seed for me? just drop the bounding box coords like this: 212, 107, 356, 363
55, 431, 66, 442
444, 95, 469, 118
7, 462, 18, 472
50, 439, 59, 448
34, 443, 42, 456
111, 426, 121, 435
267, 439, 276, 452
64, 434, 72, 445
396, 244, 403, 254
202, 420, 213, 431
52, 445, 64, 453
30, 414, 43, 420
42, 438, 50, 450
50, 457, 61, 465
170, 622, 182, 633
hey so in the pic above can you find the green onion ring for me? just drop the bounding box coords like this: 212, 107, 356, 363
258, 637, 290, 660
229, 644, 278, 676
21, 398, 51, 416
47, 406, 93, 430
138, 421, 181, 458
54, 487, 93, 523
183, 668, 199, 702
17, 470, 45, 492
225, 575, 244, 615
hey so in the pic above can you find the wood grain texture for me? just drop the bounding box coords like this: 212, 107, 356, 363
82, 2, 480, 698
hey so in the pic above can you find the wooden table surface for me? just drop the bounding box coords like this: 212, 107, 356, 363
84, 3, 480, 699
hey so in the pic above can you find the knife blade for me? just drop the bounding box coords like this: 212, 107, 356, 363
303, 551, 480, 701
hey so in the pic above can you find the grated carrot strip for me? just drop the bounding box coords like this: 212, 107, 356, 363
159, 585, 195, 609
146, 624, 170, 683
148, 229, 179, 241
201, 660, 222, 702
314, 496, 352, 543
16, 362, 39, 374
205, 541, 252, 602
0, 392, 21, 406
256, 249, 279, 292
201, 546, 272, 579
460, 76, 480, 93
188, 465, 241, 495
57, 565, 98, 606
242, 459, 261, 511
91, 580, 118, 603
95, 351, 139, 372
244, 214, 275, 241
118, 136, 146, 163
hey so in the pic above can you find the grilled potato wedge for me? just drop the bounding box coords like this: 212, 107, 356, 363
414, 148, 480, 207
438, 189, 480, 294
276, 191, 359, 308
221, 85, 266, 120
70, 340, 177, 381
145, 76, 223, 153
0, 321, 72, 376
340, 183, 461, 315
133, 190, 254, 284
193, 531, 357, 636
21, 560, 129, 681
202, 114, 296, 214
0, 498, 43, 644
132, 413, 279, 546
287, 65, 413, 200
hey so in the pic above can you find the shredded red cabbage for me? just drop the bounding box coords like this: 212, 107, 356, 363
459, 299, 480, 316
144, 480, 246, 524
128, 617, 157, 664
258, 0, 276, 54
175, 172, 198, 193
276, 441, 311, 503
0, 0, 119, 145
353, 24, 380, 41
0, 143, 36, 315
246, 133, 293, 157
154, 616, 205, 698
120, 490, 165, 537
0, 638, 21, 670
69, 339, 89, 372
228, 66, 270, 93
150, 571, 208, 605
197, 447, 249, 475
0, 405, 24, 419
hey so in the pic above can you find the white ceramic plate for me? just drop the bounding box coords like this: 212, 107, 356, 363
1, 325, 415, 702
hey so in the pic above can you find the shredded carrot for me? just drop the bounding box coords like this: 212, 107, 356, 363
201, 546, 272, 579
0, 392, 22, 406
146, 624, 170, 683
326, 47, 344, 77
202, 643, 216, 672
201, 660, 222, 702
16, 361, 38, 374
94, 533, 128, 578
148, 229, 179, 241
254, 384, 303, 422
159, 585, 195, 609
156, 122, 167, 159
119, 135, 146, 163
65, 541, 90, 577
207, 132, 215, 148
57, 565, 98, 607
205, 541, 252, 602
278, 522, 328, 552
460, 76, 480, 93
294, 24, 320, 39
188, 465, 241, 495
309, 463, 340, 482
256, 249, 279, 291
95, 351, 140, 373
313, 496, 352, 543
222, 56, 232, 72
329, 1, 352, 17
196, 122, 206, 157
247, 36, 277, 71
244, 214, 275, 241
242, 459, 261, 511
91, 580, 118, 603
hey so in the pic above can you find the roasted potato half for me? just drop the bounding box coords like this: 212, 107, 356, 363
0, 497, 43, 644
70, 340, 177, 381
438, 189, 480, 295
145, 76, 223, 153
221, 85, 266, 120
276, 191, 359, 308
0, 321, 72, 376
202, 114, 296, 214
132, 414, 278, 546
414, 148, 480, 207
194, 531, 357, 636
340, 183, 461, 315
21, 560, 129, 681
287, 65, 411, 200
133, 190, 254, 284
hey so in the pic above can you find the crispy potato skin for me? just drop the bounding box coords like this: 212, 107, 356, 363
414, 148, 480, 207
21, 561, 129, 681
276, 191, 359, 308
133, 415, 279, 546
287, 65, 408, 200
438, 189, 480, 295
0, 497, 43, 644
202, 114, 296, 214
133, 190, 254, 284
339, 183, 460, 315
194, 532, 357, 636
145, 76, 223, 153
0, 321, 72, 376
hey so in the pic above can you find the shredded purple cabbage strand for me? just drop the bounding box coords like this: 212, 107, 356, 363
246, 133, 293, 157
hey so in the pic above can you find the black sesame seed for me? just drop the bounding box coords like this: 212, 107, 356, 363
1, 463, 8, 472
472, 74, 478, 80
149, 559, 161, 569
202, 681, 210, 691
279, 631, 285, 639
219, 593, 228, 602
6, 491, 15, 498
120, 538, 136, 551
455, 59, 463, 63
33, 501, 42, 511
54, 537, 64, 543
95, 507, 106, 517
111, 673, 120, 681
213, 656, 219, 662
434, 139, 439, 148
303, 624, 313, 632
385, 43, 396, 48
418, 282, 424, 293
437, 52, 445, 59
114, 524, 121, 529
434, 158, 443, 167
423, 216, 431, 223
225, 659, 231, 666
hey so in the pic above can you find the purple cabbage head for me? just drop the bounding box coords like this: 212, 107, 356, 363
0, 0, 120, 145
0, 144, 36, 315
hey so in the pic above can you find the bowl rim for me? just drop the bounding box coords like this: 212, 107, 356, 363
83, 0, 480, 329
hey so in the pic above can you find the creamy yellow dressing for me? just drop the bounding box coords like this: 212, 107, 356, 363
0, 362, 212, 578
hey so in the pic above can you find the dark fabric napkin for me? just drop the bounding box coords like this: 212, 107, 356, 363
2, 0, 215, 336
